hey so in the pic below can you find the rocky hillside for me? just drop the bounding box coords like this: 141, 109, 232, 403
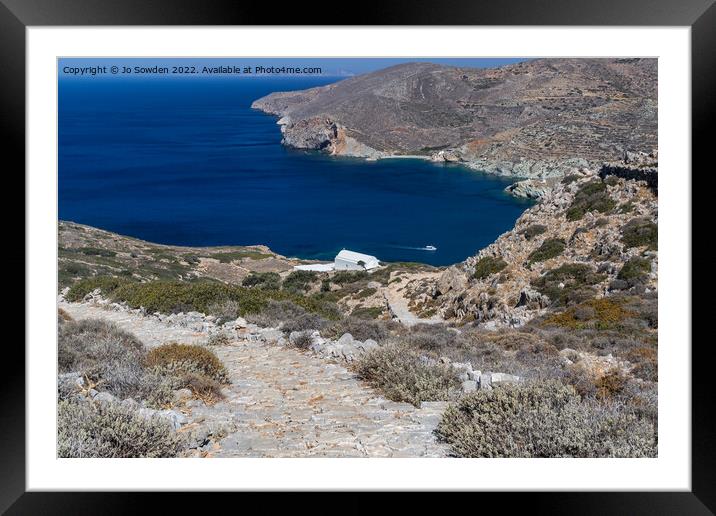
405, 157, 658, 327
252, 59, 657, 178
59, 221, 307, 288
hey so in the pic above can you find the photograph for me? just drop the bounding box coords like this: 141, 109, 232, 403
56, 56, 659, 459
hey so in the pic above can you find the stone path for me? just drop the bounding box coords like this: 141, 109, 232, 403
384, 286, 441, 326
59, 300, 206, 347
58, 301, 449, 458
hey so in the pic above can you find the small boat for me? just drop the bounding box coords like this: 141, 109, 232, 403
424, 245, 437, 251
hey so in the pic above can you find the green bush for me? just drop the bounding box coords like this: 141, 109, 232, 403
331, 270, 369, 284
282, 270, 318, 293
617, 257, 652, 285
527, 238, 566, 265
146, 343, 228, 384
112, 281, 239, 314
350, 306, 384, 320
532, 263, 606, 307
618, 201, 635, 214
58, 262, 91, 286
566, 180, 616, 221
354, 344, 460, 406
435, 381, 656, 457
58, 399, 185, 458
621, 218, 658, 250
65, 276, 132, 302
519, 224, 548, 240
86, 278, 339, 320
473, 256, 508, 280
80, 247, 117, 257
603, 175, 620, 186
561, 174, 580, 185
355, 287, 377, 299
242, 272, 281, 290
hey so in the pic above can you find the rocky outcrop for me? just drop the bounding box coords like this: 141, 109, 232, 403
252, 59, 657, 178
415, 167, 658, 327
505, 177, 561, 200
277, 116, 385, 159
600, 150, 658, 193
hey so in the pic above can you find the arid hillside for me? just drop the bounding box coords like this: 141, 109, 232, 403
252, 59, 657, 177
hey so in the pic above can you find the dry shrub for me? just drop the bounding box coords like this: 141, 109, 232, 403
544, 297, 636, 330
146, 343, 228, 384
58, 308, 74, 323
324, 316, 395, 343
354, 343, 460, 406
206, 300, 240, 325
483, 331, 545, 352
519, 224, 548, 240
436, 380, 656, 457
246, 300, 329, 333
58, 399, 185, 458
207, 332, 231, 346
290, 331, 314, 350
57, 319, 171, 402
405, 324, 457, 352
626, 347, 658, 382
181, 373, 224, 403
595, 369, 627, 400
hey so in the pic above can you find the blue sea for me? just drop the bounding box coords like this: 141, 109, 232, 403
58, 76, 533, 266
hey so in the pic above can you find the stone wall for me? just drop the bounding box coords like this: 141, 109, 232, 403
600, 165, 658, 194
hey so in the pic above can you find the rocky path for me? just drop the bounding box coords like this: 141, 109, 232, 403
59, 300, 206, 347
383, 277, 442, 327
58, 301, 449, 458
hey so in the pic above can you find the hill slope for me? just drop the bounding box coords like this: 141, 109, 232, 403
252, 59, 657, 177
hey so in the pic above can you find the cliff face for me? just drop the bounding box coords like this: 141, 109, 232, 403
252, 59, 657, 178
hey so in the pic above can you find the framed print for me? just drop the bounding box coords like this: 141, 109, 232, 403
3, 0, 714, 511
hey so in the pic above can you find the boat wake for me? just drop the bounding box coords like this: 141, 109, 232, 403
385, 245, 437, 251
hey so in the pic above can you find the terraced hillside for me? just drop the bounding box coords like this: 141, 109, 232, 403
252, 59, 657, 177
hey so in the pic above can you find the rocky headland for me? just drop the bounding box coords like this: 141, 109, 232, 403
252, 59, 657, 179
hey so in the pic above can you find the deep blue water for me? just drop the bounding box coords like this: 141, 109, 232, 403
59, 76, 532, 266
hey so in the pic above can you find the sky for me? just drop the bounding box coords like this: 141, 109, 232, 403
58, 57, 529, 79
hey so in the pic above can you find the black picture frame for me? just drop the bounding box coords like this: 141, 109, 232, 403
2, 0, 712, 511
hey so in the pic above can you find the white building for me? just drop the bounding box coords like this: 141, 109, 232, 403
334, 249, 380, 271
293, 249, 380, 272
